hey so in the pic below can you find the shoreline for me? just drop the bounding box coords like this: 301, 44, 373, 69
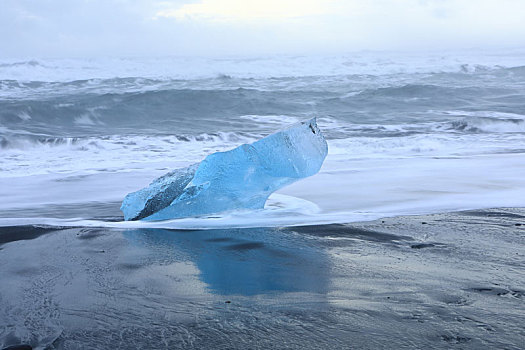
1, 206, 524, 232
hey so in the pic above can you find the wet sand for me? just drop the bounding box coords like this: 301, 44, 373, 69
1, 208, 524, 349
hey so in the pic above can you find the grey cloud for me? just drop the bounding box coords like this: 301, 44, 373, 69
1, 0, 524, 58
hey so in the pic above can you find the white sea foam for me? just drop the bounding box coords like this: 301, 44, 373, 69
0, 133, 262, 177
1, 132, 525, 227
239, 114, 301, 126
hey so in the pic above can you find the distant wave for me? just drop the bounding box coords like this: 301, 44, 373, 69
448, 116, 525, 133
0, 87, 321, 135
506, 65, 525, 74
0, 59, 43, 68
352, 84, 485, 100
2, 51, 525, 83
3, 81, 524, 136
2, 64, 525, 89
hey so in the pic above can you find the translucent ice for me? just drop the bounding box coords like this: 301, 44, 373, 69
121, 118, 328, 221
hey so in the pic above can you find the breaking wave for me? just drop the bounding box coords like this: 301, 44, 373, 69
0, 131, 259, 151
449, 117, 525, 133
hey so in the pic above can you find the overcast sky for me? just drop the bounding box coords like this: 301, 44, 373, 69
1, 0, 525, 58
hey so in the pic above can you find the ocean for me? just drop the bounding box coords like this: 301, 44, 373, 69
1, 49, 525, 227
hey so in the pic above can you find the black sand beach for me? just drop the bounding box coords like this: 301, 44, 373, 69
1, 208, 524, 349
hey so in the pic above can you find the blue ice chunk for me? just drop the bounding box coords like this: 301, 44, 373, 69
121, 118, 328, 221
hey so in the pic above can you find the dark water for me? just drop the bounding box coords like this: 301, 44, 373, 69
2, 67, 525, 139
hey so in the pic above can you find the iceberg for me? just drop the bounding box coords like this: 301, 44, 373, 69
121, 118, 328, 221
